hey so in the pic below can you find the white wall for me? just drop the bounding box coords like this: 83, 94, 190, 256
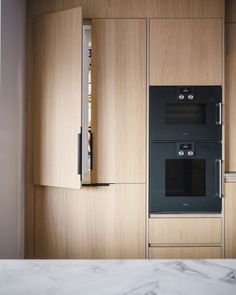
0, 0, 26, 258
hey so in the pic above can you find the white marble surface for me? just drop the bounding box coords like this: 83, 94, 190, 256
0, 260, 236, 295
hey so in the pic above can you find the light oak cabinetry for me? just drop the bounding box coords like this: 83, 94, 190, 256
224, 2, 236, 259
33, 8, 82, 189
149, 217, 222, 245
91, 19, 146, 184
225, 183, 236, 258
35, 184, 145, 259
150, 19, 223, 85
149, 217, 223, 258
31, 9, 146, 259
225, 24, 236, 171
149, 247, 222, 259
28, 0, 224, 19
26, 0, 225, 259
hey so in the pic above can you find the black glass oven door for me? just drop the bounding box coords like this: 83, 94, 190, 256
149, 86, 222, 142
165, 159, 206, 197
149, 142, 222, 213
165, 103, 206, 125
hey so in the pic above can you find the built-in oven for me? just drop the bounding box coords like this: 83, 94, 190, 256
149, 142, 222, 213
149, 86, 222, 142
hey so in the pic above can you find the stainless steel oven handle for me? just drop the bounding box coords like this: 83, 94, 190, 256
216, 159, 222, 199
216, 102, 222, 125
219, 159, 222, 198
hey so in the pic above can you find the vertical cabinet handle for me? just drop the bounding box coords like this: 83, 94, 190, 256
216, 102, 222, 125
89, 130, 93, 170
215, 159, 222, 198
78, 128, 82, 176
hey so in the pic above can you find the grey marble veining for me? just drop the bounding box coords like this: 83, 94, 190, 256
0, 260, 236, 295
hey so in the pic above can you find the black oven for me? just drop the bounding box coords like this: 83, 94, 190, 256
149, 142, 222, 213
149, 86, 222, 142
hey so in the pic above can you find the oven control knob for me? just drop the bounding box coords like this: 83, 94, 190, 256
178, 94, 185, 100
188, 94, 194, 100
178, 150, 185, 157
188, 150, 194, 157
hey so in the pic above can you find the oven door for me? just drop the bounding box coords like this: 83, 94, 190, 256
149, 142, 222, 213
149, 86, 222, 142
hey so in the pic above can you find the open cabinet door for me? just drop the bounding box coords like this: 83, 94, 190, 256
33, 8, 82, 189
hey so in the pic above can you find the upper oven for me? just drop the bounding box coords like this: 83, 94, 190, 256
149, 86, 222, 142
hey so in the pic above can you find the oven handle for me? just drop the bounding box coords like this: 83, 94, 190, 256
216, 102, 222, 125
215, 159, 222, 198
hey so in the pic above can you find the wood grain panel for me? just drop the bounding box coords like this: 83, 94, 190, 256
148, 0, 224, 18
28, 0, 93, 19
149, 218, 222, 245
25, 19, 35, 258
91, 0, 147, 18
200, 0, 224, 18
225, 175, 236, 183
149, 247, 222, 259
33, 8, 82, 189
225, 183, 236, 258
225, 24, 236, 172
150, 19, 223, 85
91, 19, 146, 184
35, 184, 145, 259
226, 0, 236, 22
27, 0, 224, 18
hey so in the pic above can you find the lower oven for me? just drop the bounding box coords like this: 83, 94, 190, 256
149, 142, 222, 213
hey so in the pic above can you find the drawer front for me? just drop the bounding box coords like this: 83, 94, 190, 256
149, 247, 222, 259
149, 218, 222, 245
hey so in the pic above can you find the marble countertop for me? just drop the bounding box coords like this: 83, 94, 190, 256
0, 260, 236, 295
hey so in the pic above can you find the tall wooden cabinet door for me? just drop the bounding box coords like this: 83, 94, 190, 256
33, 8, 82, 189
91, 19, 146, 184
225, 183, 236, 258
225, 24, 236, 172
35, 184, 146, 259
150, 19, 223, 85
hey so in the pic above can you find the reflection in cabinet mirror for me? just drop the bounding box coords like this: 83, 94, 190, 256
82, 25, 92, 182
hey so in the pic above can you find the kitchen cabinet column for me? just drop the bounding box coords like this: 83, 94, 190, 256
225, 24, 236, 171
225, 20, 236, 258
91, 19, 146, 184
